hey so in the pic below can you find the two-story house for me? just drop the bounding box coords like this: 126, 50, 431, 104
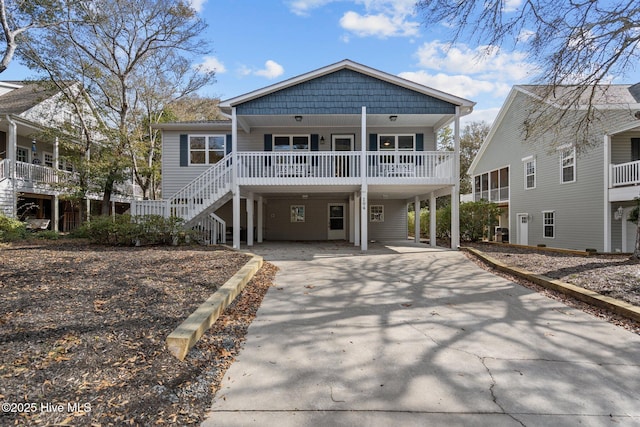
468, 84, 640, 253
0, 81, 139, 231
134, 60, 475, 250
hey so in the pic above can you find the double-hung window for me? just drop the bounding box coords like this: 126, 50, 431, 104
543, 211, 555, 238
189, 135, 227, 165
560, 147, 576, 183
523, 157, 536, 189
16, 147, 28, 163
274, 135, 310, 151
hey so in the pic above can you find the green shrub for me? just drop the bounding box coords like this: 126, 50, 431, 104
81, 214, 189, 246
0, 214, 27, 242
33, 230, 61, 240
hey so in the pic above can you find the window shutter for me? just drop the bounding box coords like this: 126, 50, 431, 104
264, 134, 273, 151
416, 133, 424, 151
179, 134, 188, 167
311, 134, 319, 151
632, 138, 640, 161
226, 134, 232, 155
369, 134, 378, 151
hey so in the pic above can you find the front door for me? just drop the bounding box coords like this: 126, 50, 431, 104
517, 213, 528, 245
332, 135, 354, 177
328, 203, 346, 240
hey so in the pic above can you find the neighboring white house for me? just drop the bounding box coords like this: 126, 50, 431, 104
0, 81, 139, 230
468, 84, 640, 253
134, 60, 475, 250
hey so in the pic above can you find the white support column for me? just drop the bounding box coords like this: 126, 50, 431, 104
414, 195, 420, 243
360, 186, 368, 251
354, 192, 360, 246
360, 106, 368, 251
349, 195, 355, 243
6, 116, 17, 217
257, 196, 263, 243
603, 134, 611, 252
52, 136, 60, 231
451, 106, 461, 249
430, 192, 437, 247
53, 195, 59, 232
232, 106, 240, 249
246, 192, 254, 246
233, 190, 240, 249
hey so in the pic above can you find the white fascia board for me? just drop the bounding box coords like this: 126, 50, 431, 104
467, 87, 520, 176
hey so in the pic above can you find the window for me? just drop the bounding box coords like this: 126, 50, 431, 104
189, 135, 227, 165
274, 135, 310, 151
379, 135, 415, 151
524, 158, 536, 189
370, 205, 384, 222
543, 211, 555, 238
631, 138, 640, 161
43, 152, 54, 168
560, 147, 575, 183
290, 205, 305, 222
16, 147, 28, 163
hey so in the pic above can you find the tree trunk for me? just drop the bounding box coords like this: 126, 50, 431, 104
101, 174, 116, 216
634, 221, 640, 259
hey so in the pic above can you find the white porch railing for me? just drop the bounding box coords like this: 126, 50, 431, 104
611, 160, 640, 187
367, 151, 454, 179
0, 159, 7, 180
236, 151, 455, 181
489, 186, 509, 202
191, 212, 226, 245
16, 161, 67, 184
237, 152, 361, 179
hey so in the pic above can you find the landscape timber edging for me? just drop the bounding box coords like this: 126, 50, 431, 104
166, 253, 264, 361
463, 247, 640, 323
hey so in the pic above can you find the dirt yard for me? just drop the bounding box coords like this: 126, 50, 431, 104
0, 240, 276, 426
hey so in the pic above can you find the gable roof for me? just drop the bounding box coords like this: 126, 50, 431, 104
219, 59, 475, 114
0, 81, 61, 115
468, 83, 640, 176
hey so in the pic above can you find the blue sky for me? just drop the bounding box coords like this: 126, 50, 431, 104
2, 0, 638, 127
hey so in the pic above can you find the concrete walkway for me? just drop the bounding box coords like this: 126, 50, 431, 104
202, 241, 640, 426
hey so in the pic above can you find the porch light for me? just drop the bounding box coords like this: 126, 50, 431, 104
389, 115, 397, 121
31, 139, 37, 152
382, 139, 392, 147
614, 206, 624, 220
320, 136, 325, 144
294, 115, 303, 122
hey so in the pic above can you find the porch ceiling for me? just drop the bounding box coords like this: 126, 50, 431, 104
241, 184, 451, 201
237, 113, 451, 131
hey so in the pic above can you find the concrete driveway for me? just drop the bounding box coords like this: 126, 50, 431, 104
202, 241, 640, 426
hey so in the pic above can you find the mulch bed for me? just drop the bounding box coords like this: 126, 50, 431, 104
0, 240, 277, 426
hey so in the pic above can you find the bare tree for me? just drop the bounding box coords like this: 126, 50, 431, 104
416, 0, 640, 149
21, 0, 215, 214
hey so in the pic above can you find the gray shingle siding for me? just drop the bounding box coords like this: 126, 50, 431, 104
236, 69, 456, 115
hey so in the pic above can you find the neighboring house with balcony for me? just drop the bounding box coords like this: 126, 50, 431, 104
134, 60, 474, 250
468, 84, 640, 252
0, 80, 139, 231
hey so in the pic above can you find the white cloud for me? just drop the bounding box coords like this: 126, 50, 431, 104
399, 70, 511, 100
415, 40, 537, 81
242, 60, 285, 79
189, 0, 207, 13
503, 0, 523, 12
196, 56, 226, 74
462, 107, 502, 127
288, 0, 336, 16
339, 11, 419, 38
